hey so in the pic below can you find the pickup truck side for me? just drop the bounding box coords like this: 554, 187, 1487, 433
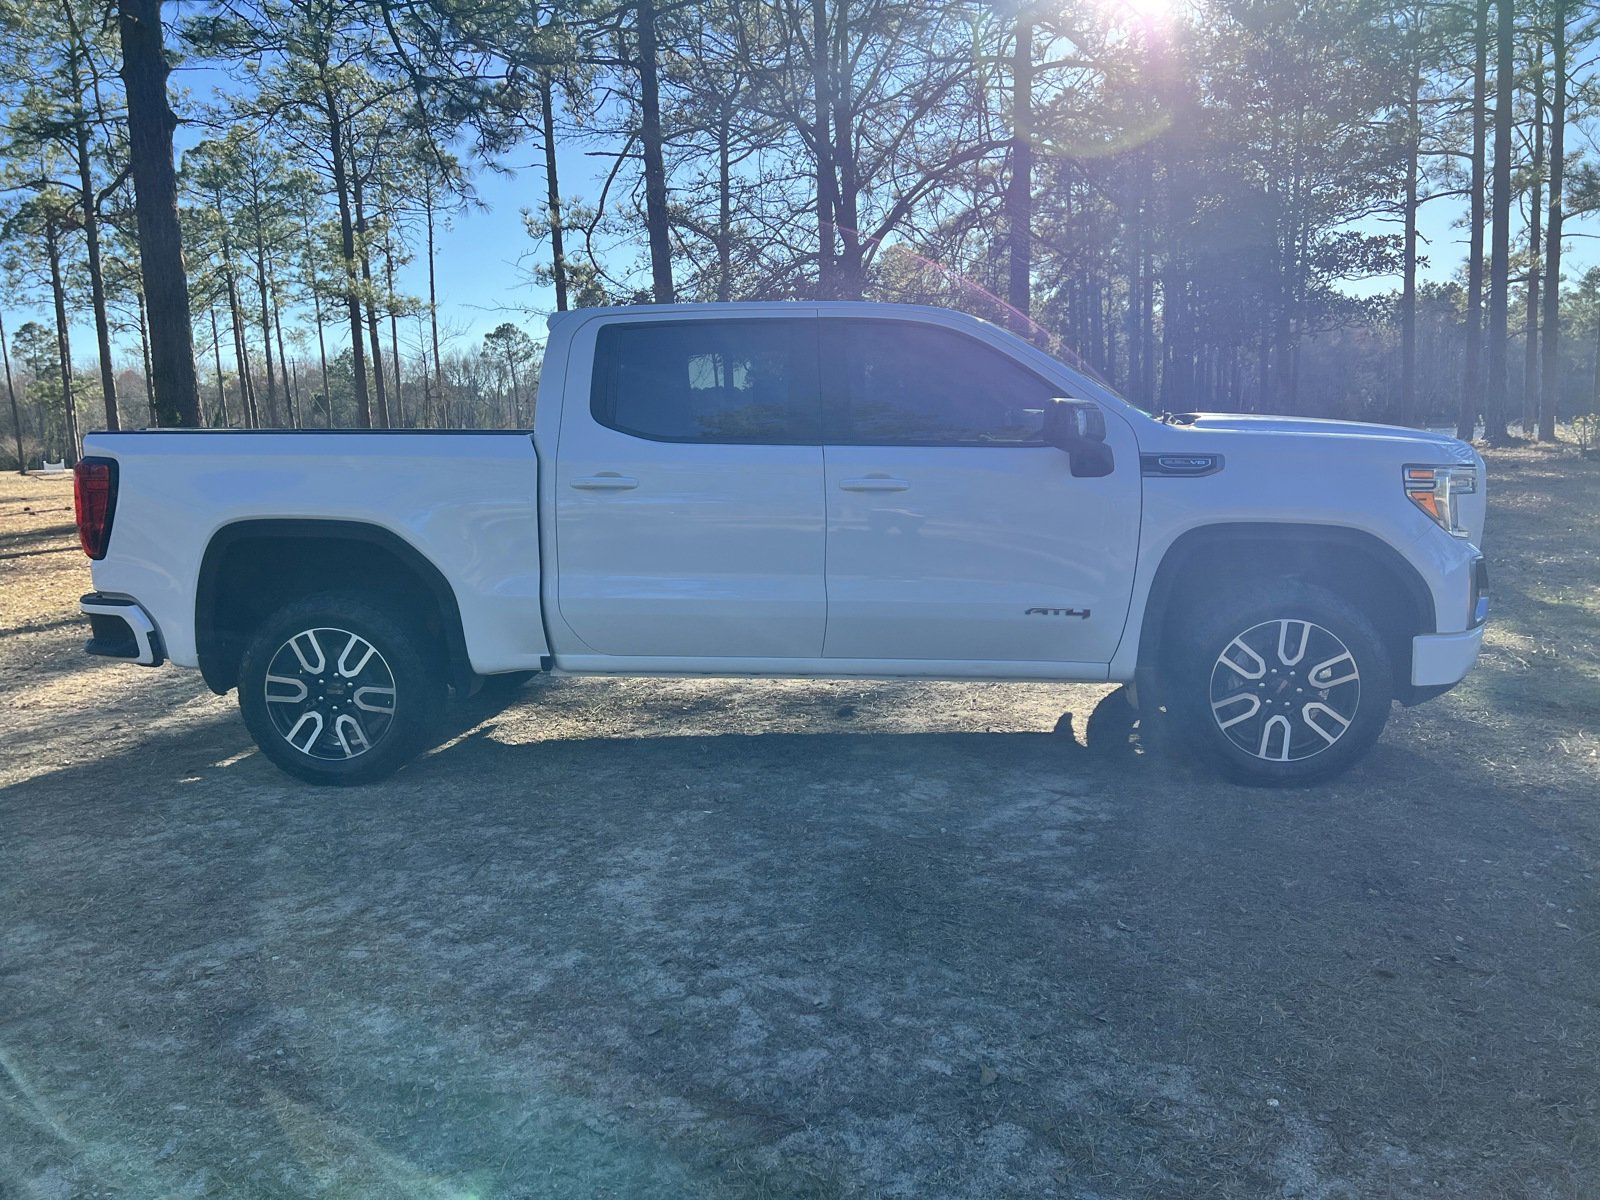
74, 302, 1488, 786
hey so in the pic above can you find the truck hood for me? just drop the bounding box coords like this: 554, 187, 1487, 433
1172, 413, 1476, 461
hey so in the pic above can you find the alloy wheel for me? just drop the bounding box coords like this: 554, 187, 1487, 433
1207, 618, 1361, 762
263, 627, 397, 760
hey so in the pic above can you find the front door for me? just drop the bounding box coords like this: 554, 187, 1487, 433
555, 315, 826, 659
820, 318, 1141, 665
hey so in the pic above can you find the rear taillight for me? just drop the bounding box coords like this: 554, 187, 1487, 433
73, 457, 118, 560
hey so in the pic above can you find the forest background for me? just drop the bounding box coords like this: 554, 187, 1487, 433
2, 0, 1598, 465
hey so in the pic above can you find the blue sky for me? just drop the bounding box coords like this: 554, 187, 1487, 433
4, 54, 1597, 380
8, 130, 1596, 375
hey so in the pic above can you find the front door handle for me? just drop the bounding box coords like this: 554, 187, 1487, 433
570, 474, 639, 491
839, 478, 911, 493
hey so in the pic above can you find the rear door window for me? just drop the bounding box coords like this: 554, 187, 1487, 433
591, 319, 819, 443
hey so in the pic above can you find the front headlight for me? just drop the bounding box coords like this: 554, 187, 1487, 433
1404, 464, 1477, 537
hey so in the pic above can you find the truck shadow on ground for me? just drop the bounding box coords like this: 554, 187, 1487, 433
2, 690, 1597, 1199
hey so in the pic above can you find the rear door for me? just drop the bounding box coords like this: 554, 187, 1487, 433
820, 318, 1141, 665
554, 314, 826, 659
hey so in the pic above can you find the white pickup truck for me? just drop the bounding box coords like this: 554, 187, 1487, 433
74, 302, 1488, 786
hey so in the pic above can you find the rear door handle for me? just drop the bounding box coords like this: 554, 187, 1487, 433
839, 478, 911, 493
570, 474, 639, 491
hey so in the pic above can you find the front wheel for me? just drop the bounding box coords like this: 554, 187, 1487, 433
238, 591, 446, 785
1170, 584, 1394, 786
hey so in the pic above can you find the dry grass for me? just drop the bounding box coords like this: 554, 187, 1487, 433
1, 449, 1598, 1200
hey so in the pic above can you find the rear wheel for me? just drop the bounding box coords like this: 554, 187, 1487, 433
238, 591, 445, 785
1169, 583, 1394, 786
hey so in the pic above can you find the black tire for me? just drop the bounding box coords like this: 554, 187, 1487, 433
1168, 583, 1394, 786
238, 591, 446, 786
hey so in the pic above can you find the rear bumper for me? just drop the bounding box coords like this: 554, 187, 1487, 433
1410, 625, 1483, 688
81, 593, 165, 666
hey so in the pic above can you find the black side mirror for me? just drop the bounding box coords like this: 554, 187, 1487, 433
1042, 398, 1114, 478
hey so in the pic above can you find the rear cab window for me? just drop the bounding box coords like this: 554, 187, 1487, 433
590, 319, 820, 443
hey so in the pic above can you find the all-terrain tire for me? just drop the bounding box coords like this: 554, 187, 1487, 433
1168, 582, 1395, 786
238, 591, 446, 786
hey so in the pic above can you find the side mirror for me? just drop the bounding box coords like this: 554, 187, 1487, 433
1042, 398, 1114, 478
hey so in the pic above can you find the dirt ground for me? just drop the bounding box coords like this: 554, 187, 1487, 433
1, 449, 1597, 1200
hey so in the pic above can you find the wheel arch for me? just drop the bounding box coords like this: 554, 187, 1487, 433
1133, 523, 1435, 696
195, 519, 472, 695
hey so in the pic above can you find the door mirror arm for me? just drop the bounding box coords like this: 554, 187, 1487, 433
1042, 398, 1115, 478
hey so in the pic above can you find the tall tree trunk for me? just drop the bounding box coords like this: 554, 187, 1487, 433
286, 356, 301, 428
383, 222, 403, 426
1141, 206, 1156, 406
1539, 0, 1566, 443
418, 318, 433, 426
1484, 0, 1514, 444
225, 266, 257, 428
539, 73, 569, 311
1399, 44, 1420, 426
1124, 186, 1143, 406
63, 7, 119, 433
425, 194, 446, 426
811, 0, 837, 297
209, 307, 228, 426
352, 170, 390, 426
74, 123, 120, 432
117, 0, 199, 427
214, 211, 258, 429
1006, 13, 1033, 333
136, 291, 155, 424
46, 225, 80, 465
1460, 0, 1489, 441
324, 84, 370, 426
637, 0, 675, 303
300, 206, 333, 427
716, 108, 733, 303
273, 281, 295, 428
831, 13, 863, 300
253, 231, 280, 425
1523, 38, 1544, 436
1, 311, 24, 472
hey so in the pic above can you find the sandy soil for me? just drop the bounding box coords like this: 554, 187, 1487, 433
1, 451, 1596, 1199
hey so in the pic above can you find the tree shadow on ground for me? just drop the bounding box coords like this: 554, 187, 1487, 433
4, 687, 1594, 1197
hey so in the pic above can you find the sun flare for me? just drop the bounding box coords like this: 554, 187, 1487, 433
1098, 0, 1184, 31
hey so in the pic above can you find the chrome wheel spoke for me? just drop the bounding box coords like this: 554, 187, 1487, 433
1258, 715, 1293, 761
285, 711, 325, 754
264, 626, 396, 762
337, 633, 377, 679
1302, 702, 1352, 745
353, 686, 396, 715
1308, 651, 1358, 690
1211, 692, 1261, 731
287, 632, 327, 674
334, 714, 372, 758
264, 674, 309, 704
1208, 617, 1361, 762
1276, 620, 1311, 667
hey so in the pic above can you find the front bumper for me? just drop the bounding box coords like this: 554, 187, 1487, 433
1401, 554, 1487, 704
81, 593, 165, 666
1410, 625, 1484, 688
